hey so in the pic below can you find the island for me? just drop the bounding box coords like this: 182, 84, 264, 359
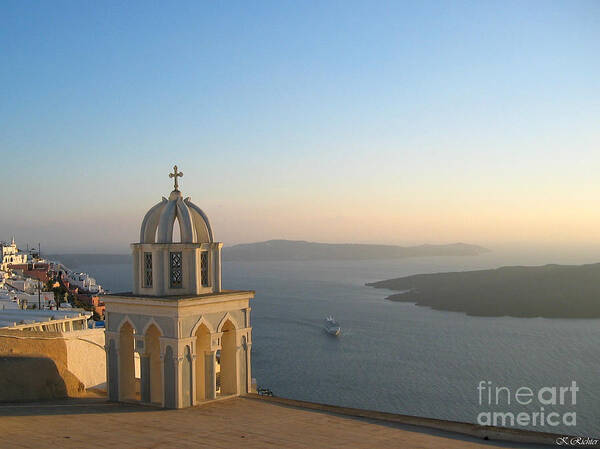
366, 263, 600, 318
222, 240, 488, 261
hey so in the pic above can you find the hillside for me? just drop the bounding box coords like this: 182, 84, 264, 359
367, 263, 600, 318
222, 240, 489, 261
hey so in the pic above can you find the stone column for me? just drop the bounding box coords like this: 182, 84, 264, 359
155, 247, 166, 296
175, 355, 184, 409
158, 351, 166, 407
177, 339, 194, 408
159, 338, 180, 408
105, 333, 119, 402
244, 341, 252, 394
215, 243, 222, 292
204, 350, 217, 400
234, 344, 241, 395
246, 329, 253, 393
189, 249, 199, 293
190, 351, 198, 406
139, 354, 150, 402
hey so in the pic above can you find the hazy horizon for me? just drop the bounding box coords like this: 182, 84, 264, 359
33, 241, 600, 268
1, 1, 598, 254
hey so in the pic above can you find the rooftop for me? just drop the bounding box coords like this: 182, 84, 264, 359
0, 396, 555, 449
106, 289, 255, 301
0, 309, 91, 329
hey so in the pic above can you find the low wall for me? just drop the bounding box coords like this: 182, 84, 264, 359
245, 394, 567, 447
0, 329, 84, 400
0, 328, 106, 401
0, 356, 74, 402
63, 329, 106, 389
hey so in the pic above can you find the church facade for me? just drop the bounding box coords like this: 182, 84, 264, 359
103, 167, 254, 408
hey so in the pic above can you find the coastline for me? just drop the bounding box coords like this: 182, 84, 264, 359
367, 262, 600, 319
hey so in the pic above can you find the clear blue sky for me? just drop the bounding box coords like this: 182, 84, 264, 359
1, 1, 599, 252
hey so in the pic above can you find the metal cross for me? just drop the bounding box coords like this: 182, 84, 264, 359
169, 165, 183, 191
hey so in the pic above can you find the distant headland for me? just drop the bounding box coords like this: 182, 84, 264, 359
367, 263, 600, 318
47, 241, 488, 266
222, 240, 489, 261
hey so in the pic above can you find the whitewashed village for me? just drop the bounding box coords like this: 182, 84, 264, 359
0, 237, 105, 325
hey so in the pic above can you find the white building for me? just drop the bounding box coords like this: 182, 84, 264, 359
0, 285, 56, 311
0, 238, 28, 271
67, 271, 102, 293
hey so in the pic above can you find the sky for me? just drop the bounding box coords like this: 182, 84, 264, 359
0, 1, 599, 253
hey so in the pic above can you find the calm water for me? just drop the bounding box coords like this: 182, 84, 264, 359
74, 251, 600, 436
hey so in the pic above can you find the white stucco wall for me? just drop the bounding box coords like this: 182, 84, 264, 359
63, 328, 106, 389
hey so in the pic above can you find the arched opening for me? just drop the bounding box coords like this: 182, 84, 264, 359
108, 339, 119, 401
220, 320, 238, 396
172, 216, 182, 243
145, 324, 163, 405
118, 321, 136, 401
195, 323, 212, 401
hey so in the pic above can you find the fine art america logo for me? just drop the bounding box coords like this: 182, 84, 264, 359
476, 380, 578, 428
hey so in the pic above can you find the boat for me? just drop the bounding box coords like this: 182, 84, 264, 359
324, 316, 341, 336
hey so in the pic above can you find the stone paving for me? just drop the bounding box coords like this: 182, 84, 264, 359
0, 396, 551, 448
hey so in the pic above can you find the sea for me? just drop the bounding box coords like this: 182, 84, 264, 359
72, 248, 600, 436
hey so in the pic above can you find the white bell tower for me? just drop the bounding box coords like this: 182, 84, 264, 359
104, 166, 254, 409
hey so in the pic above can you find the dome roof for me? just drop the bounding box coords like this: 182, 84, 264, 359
139, 189, 213, 244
